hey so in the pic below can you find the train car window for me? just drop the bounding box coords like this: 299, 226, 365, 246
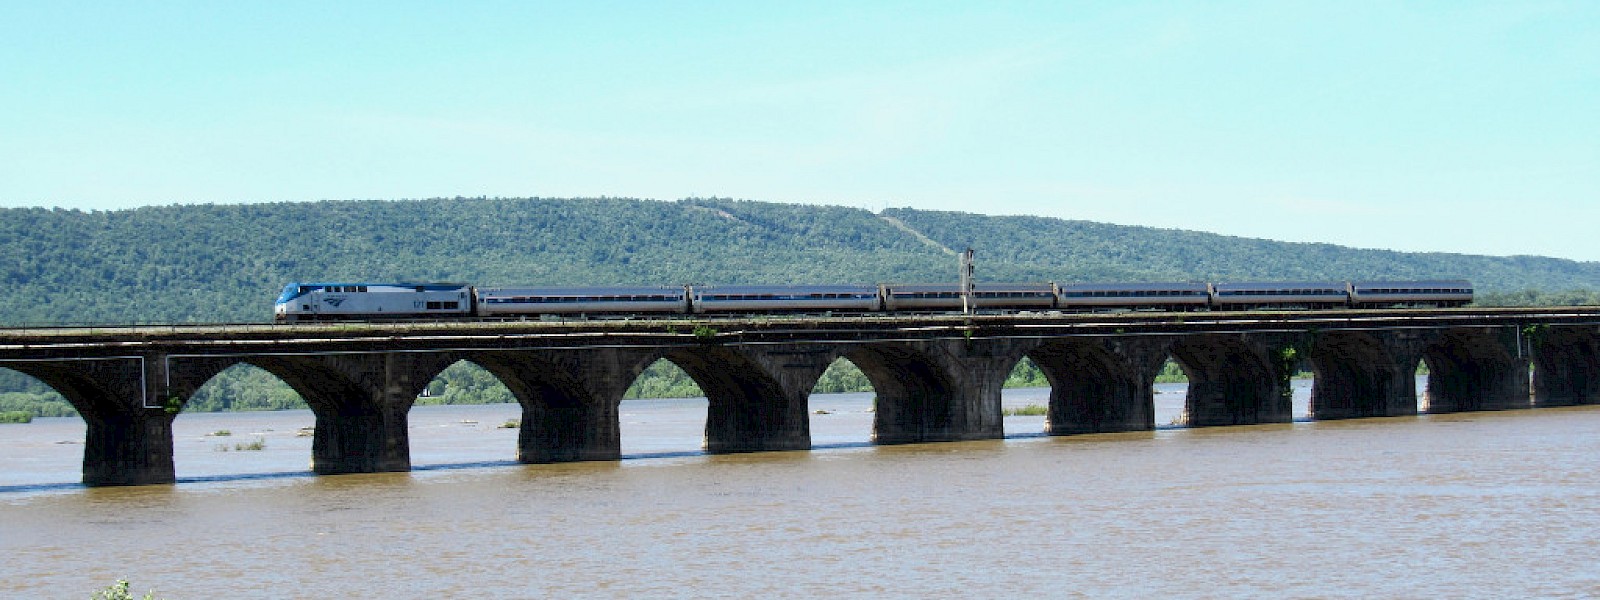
415, 286, 426, 292
360, 286, 368, 292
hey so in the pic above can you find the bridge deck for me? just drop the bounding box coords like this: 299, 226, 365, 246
3, 307, 1600, 358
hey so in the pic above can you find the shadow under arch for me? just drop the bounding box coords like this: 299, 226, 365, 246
1169, 335, 1288, 427
2, 360, 147, 423
837, 343, 960, 445
657, 346, 809, 453
1531, 325, 1600, 407
1307, 331, 1415, 419
5, 358, 173, 486
171, 354, 404, 474
455, 352, 621, 463
1025, 338, 1157, 435
1422, 328, 1531, 412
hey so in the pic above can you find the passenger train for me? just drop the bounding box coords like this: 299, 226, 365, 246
273, 280, 1474, 322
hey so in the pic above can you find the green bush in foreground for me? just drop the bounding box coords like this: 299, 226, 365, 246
92, 580, 160, 600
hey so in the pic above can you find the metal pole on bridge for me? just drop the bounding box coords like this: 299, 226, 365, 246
960, 247, 974, 315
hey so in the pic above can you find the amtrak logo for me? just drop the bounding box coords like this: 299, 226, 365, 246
324, 297, 347, 307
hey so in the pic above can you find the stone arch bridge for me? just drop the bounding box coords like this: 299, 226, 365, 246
3, 308, 1598, 486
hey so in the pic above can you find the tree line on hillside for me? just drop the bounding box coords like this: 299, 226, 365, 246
3, 197, 1598, 325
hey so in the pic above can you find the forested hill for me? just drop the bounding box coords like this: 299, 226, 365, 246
882, 208, 1600, 289
2, 197, 1598, 324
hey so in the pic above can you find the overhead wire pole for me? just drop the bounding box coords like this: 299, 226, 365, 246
959, 247, 975, 315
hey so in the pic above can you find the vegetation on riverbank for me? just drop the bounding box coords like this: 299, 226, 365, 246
1003, 404, 1049, 416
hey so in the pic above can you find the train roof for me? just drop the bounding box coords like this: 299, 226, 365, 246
884, 283, 1055, 292
1211, 281, 1347, 290
280, 282, 471, 291
1056, 282, 1209, 291
691, 284, 878, 293
478, 285, 686, 296
1348, 280, 1473, 288
275, 282, 470, 303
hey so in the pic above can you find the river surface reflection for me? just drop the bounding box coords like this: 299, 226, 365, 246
3, 381, 1599, 597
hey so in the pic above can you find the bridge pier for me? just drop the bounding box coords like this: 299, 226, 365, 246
218, 354, 441, 475
2, 358, 176, 486
82, 410, 177, 487
657, 345, 823, 454
469, 349, 655, 463
1532, 325, 1600, 407
1308, 331, 1423, 419
847, 338, 1020, 444
1030, 337, 1166, 435
170, 355, 416, 475
1422, 328, 1531, 412
1172, 334, 1294, 426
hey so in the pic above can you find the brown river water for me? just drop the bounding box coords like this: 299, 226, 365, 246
3, 380, 1599, 597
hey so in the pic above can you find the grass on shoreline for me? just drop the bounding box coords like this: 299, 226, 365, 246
1002, 404, 1049, 417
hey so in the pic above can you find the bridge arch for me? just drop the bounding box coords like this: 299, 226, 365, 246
1420, 328, 1530, 412
1169, 335, 1290, 426
841, 343, 961, 445
185, 355, 421, 474
6, 359, 175, 486
3, 362, 136, 423
1024, 338, 1157, 435
807, 357, 879, 445
1531, 325, 1600, 407
1307, 331, 1416, 419
443, 352, 620, 463
654, 346, 811, 453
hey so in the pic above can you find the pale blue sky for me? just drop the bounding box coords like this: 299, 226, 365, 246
2, 2, 1596, 260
